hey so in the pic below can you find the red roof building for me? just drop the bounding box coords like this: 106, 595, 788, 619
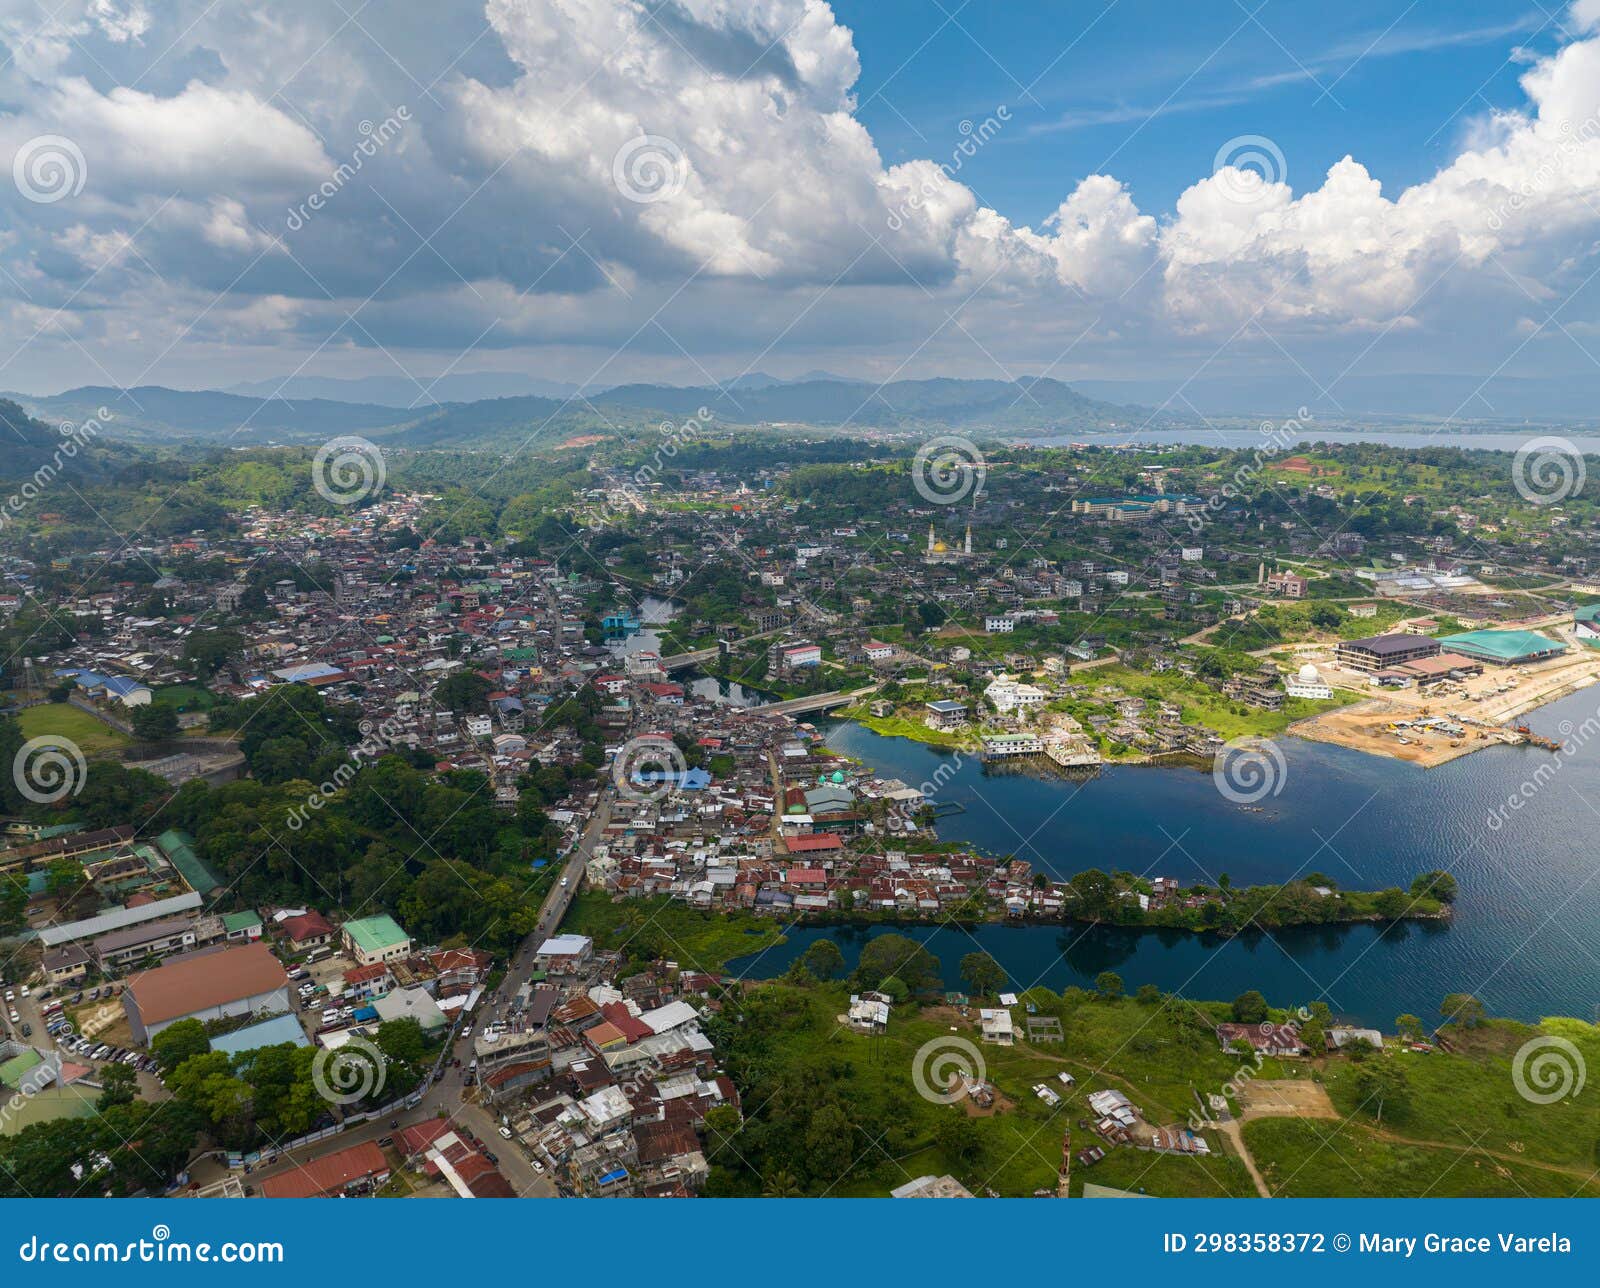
784, 834, 843, 854
258, 1141, 390, 1198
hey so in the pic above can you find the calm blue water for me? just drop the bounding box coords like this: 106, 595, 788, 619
1031, 430, 1600, 452
726, 692, 1600, 1027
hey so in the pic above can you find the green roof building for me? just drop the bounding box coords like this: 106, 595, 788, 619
222, 910, 263, 940
0, 1085, 98, 1136
1437, 630, 1567, 665
158, 829, 221, 897
0, 1046, 44, 1090
341, 913, 412, 965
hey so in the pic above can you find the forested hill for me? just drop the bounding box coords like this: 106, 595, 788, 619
7, 375, 1164, 448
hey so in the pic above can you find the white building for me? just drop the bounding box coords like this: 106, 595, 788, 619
985, 676, 1047, 713
1285, 663, 1332, 700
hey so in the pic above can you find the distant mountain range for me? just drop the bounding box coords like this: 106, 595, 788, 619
9, 367, 1597, 451
4, 375, 1163, 447
219, 368, 858, 407
4, 385, 419, 444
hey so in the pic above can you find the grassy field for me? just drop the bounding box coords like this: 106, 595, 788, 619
1076, 664, 1362, 741
716, 982, 1269, 1197
17, 702, 129, 754
560, 889, 786, 974
1241, 1018, 1600, 1196
706, 970, 1600, 1197
835, 707, 974, 750
152, 683, 217, 712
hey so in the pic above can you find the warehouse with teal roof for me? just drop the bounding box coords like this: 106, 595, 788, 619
1435, 629, 1568, 665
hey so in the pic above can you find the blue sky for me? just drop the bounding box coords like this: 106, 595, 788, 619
5, 0, 1600, 415
843, 1, 1549, 218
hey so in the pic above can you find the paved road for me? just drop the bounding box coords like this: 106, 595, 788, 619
496, 786, 614, 1002
188, 789, 617, 1198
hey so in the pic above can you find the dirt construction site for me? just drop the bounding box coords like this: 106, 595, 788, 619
1291, 627, 1600, 767
1235, 1079, 1339, 1120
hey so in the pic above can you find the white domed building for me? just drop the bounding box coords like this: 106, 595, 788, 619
1286, 662, 1333, 700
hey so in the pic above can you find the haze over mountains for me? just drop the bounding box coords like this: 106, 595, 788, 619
6, 376, 1163, 447
8, 367, 1591, 452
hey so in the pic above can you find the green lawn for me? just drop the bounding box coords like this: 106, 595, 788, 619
835, 707, 973, 750
152, 683, 216, 712
17, 703, 129, 754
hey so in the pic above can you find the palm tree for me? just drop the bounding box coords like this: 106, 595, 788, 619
762, 1169, 803, 1198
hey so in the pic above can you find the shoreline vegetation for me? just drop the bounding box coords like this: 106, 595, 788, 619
566, 871, 1455, 981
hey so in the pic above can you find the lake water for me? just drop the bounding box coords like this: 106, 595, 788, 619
726, 693, 1600, 1027
1029, 429, 1600, 452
